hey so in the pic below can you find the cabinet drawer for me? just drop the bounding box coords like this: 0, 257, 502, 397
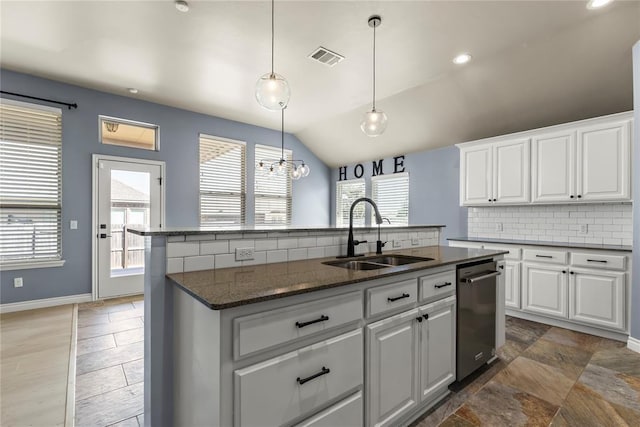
367, 279, 418, 317
233, 291, 362, 359
419, 270, 456, 302
571, 252, 627, 270
483, 245, 521, 260
234, 329, 363, 427
523, 248, 568, 265
295, 392, 362, 427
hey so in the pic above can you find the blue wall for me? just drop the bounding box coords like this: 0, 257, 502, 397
330, 145, 467, 243
0, 69, 330, 304
632, 40, 640, 340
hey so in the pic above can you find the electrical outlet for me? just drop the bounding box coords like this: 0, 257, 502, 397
392, 240, 402, 248
70, 220, 78, 230
495, 222, 503, 232
579, 224, 588, 235
14, 277, 23, 288
235, 247, 255, 261
411, 238, 419, 246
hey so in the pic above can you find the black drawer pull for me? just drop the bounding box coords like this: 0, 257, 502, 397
535, 255, 553, 258
434, 282, 452, 289
388, 293, 410, 302
295, 315, 329, 328
423, 314, 429, 320
297, 367, 330, 385
587, 259, 608, 263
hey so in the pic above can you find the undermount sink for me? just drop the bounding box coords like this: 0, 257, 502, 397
323, 255, 434, 271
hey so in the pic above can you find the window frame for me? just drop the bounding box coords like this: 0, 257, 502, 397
254, 144, 293, 227
371, 172, 410, 227
198, 134, 247, 226
335, 178, 366, 228
98, 115, 160, 151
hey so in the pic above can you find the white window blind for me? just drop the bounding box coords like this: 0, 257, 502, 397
336, 179, 365, 228
254, 144, 292, 226
199, 135, 246, 225
0, 99, 62, 262
372, 173, 409, 226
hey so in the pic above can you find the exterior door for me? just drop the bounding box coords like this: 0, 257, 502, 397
531, 131, 575, 203
96, 158, 163, 299
493, 139, 530, 204
522, 263, 568, 319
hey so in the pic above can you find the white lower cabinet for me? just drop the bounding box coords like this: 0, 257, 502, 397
569, 268, 625, 330
366, 297, 456, 427
522, 263, 568, 319
502, 261, 521, 309
295, 392, 362, 427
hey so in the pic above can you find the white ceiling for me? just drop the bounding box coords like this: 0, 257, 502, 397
1, 1, 638, 167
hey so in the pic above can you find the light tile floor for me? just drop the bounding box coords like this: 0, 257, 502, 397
75, 296, 144, 427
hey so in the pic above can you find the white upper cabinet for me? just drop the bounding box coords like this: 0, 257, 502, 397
459, 112, 633, 206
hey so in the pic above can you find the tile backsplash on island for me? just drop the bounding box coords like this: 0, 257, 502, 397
468, 203, 632, 246
166, 227, 442, 273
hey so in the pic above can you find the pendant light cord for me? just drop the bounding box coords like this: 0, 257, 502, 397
281, 107, 285, 161
271, 0, 275, 76
372, 22, 376, 111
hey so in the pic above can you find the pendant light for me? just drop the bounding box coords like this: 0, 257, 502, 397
361, 15, 388, 137
255, 0, 290, 110
257, 107, 310, 180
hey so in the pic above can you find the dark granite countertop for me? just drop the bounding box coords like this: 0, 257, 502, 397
166, 246, 507, 310
128, 224, 445, 236
448, 237, 632, 252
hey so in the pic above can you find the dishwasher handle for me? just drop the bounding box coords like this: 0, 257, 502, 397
461, 270, 501, 284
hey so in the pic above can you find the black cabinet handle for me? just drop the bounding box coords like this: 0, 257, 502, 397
587, 259, 607, 263
423, 314, 429, 320
499, 265, 504, 270
570, 195, 575, 199
297, 367, 330, 385
434, 282, 452, 289
562, 270, 566, 274
295, 315, 329, 328
570, 271, 575, 275
416, 317, 423, 323
488, 199, 491, 202
493, 199, 497, 202
388, 293, 410, 302
535, 255, 553, 258
577, 195, 582, 198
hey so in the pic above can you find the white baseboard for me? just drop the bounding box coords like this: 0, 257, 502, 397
0, 293, 92, 314
628, 336, 640, 354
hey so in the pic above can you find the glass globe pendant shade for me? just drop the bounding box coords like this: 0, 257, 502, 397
255, 72, 290, 110
291, 166, 302, 180
299, 163, 310, 177
360, 109, 388, 137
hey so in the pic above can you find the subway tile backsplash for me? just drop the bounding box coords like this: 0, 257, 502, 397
167, 227, 441, 273
468, 203, 632, 246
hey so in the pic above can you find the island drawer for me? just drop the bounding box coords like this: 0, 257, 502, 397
295, 391, 362, 427
233, 291, 362, 359
571, 252, 626, 270
419, 270, 456, 302
234, 329, 363, 427
367, 278, 418, 317
523, 248, 568, 265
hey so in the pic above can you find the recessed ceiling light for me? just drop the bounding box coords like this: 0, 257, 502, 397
128, 88, 139, 94
453, 53, 472, 65
586, 0, 613, 10
175, 0, 189, 13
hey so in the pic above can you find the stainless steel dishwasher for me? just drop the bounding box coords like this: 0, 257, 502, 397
456, 259, 500, 381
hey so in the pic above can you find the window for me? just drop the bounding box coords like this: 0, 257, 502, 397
199, 135, 246, 225
0, 99, 62, 264
372, 173, 410, 226
336, 179, 365, 228
254, 144, 292, 226
99, 115, 159, 151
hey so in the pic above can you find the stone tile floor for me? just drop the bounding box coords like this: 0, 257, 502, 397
412, 316, 640, 427
75, 296, 144, 427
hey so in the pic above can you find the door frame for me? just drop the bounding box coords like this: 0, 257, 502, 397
91, 154, 166, 301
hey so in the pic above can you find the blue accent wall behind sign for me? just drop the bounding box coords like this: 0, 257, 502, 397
0, 69, 330, 304
631, 40, 640, 340
330, 145, 467, 242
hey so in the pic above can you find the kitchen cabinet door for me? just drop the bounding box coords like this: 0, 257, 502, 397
366, 309, 419, 427
460, 145, 493, 206
531, 131, 576, 203
503, 261, 521, 310
522, 263, 568, 319
419, 297, 456, 403
569, 269, 625, 331
576, 120, 631, 201
493, 139, 530, 204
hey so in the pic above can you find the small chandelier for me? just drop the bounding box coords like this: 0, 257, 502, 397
361, 15, 388, 137
256, 107, 309, 180
255, 0, 290, 110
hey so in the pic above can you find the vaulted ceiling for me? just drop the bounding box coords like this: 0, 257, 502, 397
1, 1, 638, 167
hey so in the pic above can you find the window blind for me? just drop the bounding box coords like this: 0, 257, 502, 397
0, 99, 62, 262
336, 179, 365, 227
254, 144, 292, 226
372, 173, 409, 226
199, 135, 246, 225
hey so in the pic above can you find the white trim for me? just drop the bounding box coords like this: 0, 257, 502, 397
91, 154, 166, 301
65, 304, 78, 427
0, 259, 65, 271
370, 171, 410, 181
0, 96, 62, 114
628, 336, 640, 354
198, 133, 247, 146
0, 293, 92, 314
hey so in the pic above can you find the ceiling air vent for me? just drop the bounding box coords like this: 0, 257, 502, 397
308, 47, 345, 67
